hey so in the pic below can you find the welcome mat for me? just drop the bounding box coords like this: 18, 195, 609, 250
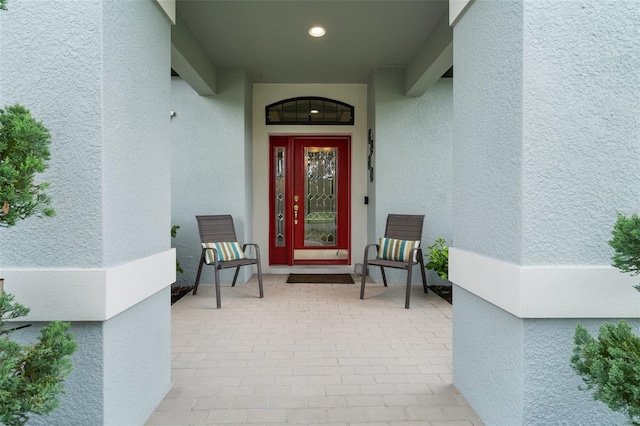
286, 273, 355, 284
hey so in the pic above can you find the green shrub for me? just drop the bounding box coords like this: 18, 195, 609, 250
0, 293, 77, 426
0, 6, 75, 425
610, 213, 640, 292
571, 322, 640, 424
0, 104, 55, 227
571, 213, 640, 424
426, 238, 449, 280
171, 225, 184, 274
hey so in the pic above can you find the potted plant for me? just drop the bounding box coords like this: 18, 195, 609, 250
426, 237, 449, 281
571, 213, 640, 424
171, 225, 192, 304
424, 238, 451, 303
171, 225, 184, 275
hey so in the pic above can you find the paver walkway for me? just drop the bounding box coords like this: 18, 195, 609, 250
146, 274, 483, 425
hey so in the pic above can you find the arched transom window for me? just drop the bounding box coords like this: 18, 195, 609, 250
265, 97, 354, 125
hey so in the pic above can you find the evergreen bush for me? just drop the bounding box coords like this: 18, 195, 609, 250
0, 293, 77, 426
0, 104, 55, 227
610, 213, 640, 291
1, 6, 76, 419
571, 213, 640, 424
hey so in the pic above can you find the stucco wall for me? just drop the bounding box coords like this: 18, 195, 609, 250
454, 287, 632, 425
0, 0, 172, 267
452, 0, 640, 267
521, 0, 640, 265
102, 0, 172, 267
372, 68, 454, 284
1, 1, 172, 423
171, 70, 252, 286
452, 0, 524, 265
0, 0, 104, 268
366, 72, 377, 248
453, 286, 523, 424
104, 288, 171, 425
244, 73, 254, 258
452, 0, 640, 424
13, 288, 170, 425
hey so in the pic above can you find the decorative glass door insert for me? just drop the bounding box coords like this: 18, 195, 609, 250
274, 147, 286, 247
303, 147, 337, 247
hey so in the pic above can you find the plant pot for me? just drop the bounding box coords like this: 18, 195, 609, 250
0, 278, 3, 296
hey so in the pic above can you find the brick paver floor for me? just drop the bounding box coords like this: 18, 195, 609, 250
145, 273, 483, 425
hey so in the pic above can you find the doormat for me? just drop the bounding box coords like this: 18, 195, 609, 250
286, 273, 355, 284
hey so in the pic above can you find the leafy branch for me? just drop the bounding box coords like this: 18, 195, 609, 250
0, 105, 55, 227
0, 293, 77, 426
610, 213, 640, 291
426, 238, 449, 280
172, 225, 184, 274
571, 213, 640, 424
571, 322, 640, 425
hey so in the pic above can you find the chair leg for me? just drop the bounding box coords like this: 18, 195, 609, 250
256, 262, 264, 298
405, 266, 413, 309
193, 254, 205, 295
214, 267, 222, 309
380, 267, 388, 287
231, 266, 241, 287
360, 258, 369, 299
420, 259, 428, 293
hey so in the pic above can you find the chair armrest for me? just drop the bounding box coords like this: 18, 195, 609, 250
408, 246, 423, 266
363, 243, 379, 260
202, 246, 220, 265
242, 243, 261, 258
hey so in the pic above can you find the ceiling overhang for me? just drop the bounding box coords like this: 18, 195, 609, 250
171, 1, 453, 97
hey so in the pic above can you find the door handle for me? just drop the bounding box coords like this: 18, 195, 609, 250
294, 204, 298, 224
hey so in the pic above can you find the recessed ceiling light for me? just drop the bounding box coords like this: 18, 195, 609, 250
308, 26, 326, 37
310, 109, 320, 114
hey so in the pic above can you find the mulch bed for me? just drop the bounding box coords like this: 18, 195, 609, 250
171, 285, 194, 305
428, 285, 452, 304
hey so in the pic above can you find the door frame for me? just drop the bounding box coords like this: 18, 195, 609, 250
269, 134, 351, 266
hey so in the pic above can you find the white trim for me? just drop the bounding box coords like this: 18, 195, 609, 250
449, 0, 474, 26
155, 0, 176, 24
1, 249, 176, 321
450, 248, 640, 318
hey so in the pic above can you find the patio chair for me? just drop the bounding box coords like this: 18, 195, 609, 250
360, 214, 428, 309
193, 215, 264, 308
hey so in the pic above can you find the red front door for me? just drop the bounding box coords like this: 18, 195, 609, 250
269, 135, 351, 265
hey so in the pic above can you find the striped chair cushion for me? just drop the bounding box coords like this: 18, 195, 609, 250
202, 242, 246, 263
377, 237, 420, 262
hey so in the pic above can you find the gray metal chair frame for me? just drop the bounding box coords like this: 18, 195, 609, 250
193, 215, 264, 308
360, 214, 428, 309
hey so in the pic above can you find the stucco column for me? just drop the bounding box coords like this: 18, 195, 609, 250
450, 0, 640, 424
0, 1, 174, 424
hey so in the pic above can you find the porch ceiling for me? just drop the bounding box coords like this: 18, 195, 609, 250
175, 0, 450, 89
